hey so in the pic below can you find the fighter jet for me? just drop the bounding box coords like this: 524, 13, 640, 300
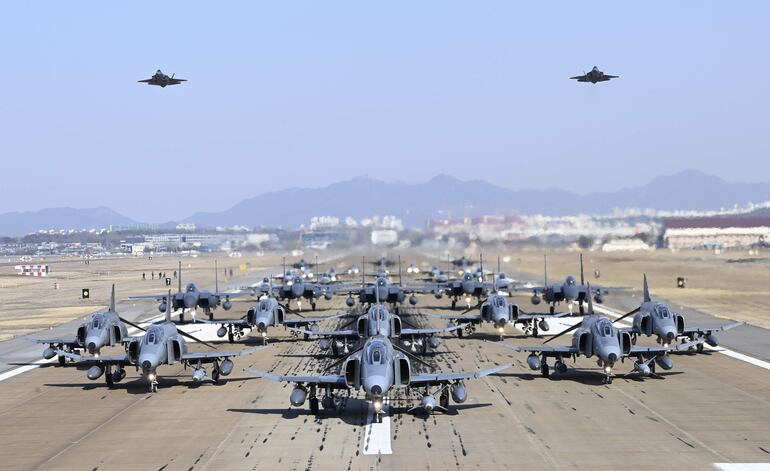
201, 294, 345, 344
346, 264, 361, 275
570, 66, 619, 84
271, 272, 333, 310
292, 303, 460, 357
421, 266, 449, 283
520, 254, 627, 314
57, 292, 261, 392
494, 290, 701, 384
246, 332, 508, 420
618, 274, 742, 353
430, 292, 570, 340
130, 261, 243, 321
405, 263, 421, 275
31, 285, 134, 365
137, 69, 187, 87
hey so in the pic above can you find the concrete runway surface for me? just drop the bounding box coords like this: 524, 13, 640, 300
0, 253, 769, 470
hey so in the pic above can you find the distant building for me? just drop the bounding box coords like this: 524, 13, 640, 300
663, 217, 770, 249
601, 238, 652, 252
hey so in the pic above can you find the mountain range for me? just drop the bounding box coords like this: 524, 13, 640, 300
2, 170, 770, 236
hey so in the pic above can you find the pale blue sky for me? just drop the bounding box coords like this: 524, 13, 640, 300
1, 2, 768, 222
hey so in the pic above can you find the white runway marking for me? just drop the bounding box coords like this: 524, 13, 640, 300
362, 399, 392, 455
713, 464, 770, 471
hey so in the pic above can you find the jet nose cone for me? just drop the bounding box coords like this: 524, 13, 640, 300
257, 322, 266, 331
608, 353, 618, 362
370, 385, 382, 396
183, 294, 196, 308
666, 331, 676, 340
87, 342, 97, 353
142, 360, 152, 370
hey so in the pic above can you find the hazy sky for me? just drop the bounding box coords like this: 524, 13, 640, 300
1, 2, 769, 222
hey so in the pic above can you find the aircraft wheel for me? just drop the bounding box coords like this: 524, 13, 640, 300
549, 306, 555, 315
649, 361, 656, 374
541, 362, 550, 378
304, 333, 309, 341
532, 324, 539, 338
421, 341, 428, 355
457, 328, 463, 339
440, 390, 449, 409
310, 397, 319, 415
579, 305, 585, 315
212, 368, 221, 384
150, 382, 158, 393
208, 312, 214, 321
604, 375, 613, 385
105, 372, 114, 388
451, 300, 456, 309
331, 342, 339, 357
631, 336, 637, 345
58, 355, 66, 367
697, 343, 704, 353
311, 303, 316, 311
228, 330, 234, 343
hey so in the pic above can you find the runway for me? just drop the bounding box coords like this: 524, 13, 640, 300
0, 253, 769, 470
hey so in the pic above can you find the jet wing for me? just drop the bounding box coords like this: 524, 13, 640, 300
29, 337, 79, 346
169, 79, 187, 84
570, 75, 587, 81
682, 322, 742, 336
491, 342, 579, 355
197, 318, 250, 327
137, 79, 153, 83
423, 313, 483, 322
56, 350, 130, 364
513, 286, 545, 293
287, 327, 358, 338
516, 311, 571, 321
282, 312, 348, 326
401, 324, 461, 336
129, 294, 166, 301
409, 364, 510, 385
181, 347, 262, 361
244, 368, 346, 386
214, 291, 249, 299
629, 339, 703, 354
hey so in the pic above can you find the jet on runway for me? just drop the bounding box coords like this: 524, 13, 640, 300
246, 331, 508, 420
57, 291, 261, 392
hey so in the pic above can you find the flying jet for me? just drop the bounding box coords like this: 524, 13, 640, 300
570, 66, 619, 84
57, 292, 261, 392
201, 294, 345, 344
619, 274, 742, 353
245, 332, 508, 421
137, 69, 187, 87
430, 292, 570, 339
130, 261, 244, 321
31, 285, 134, 365
292, 302, 460, 356
494, 291, 701, 384
520, 254, 627, 314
